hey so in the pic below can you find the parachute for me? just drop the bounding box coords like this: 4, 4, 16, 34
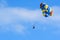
40, 3, 53, 17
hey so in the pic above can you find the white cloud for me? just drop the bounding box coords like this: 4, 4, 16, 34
0, 7, 41, 35
13, 24, 27, 34
0, 6, 60, 35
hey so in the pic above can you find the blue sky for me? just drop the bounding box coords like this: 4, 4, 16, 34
0, 0, 60, 40
6, 0, 60, 9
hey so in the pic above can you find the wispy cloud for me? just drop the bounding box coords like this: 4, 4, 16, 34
0, 6, 60, 35
0, 0, 60, 35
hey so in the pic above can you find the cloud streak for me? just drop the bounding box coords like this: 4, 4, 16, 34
0, 0, 60, 35
0, 6, 60, 34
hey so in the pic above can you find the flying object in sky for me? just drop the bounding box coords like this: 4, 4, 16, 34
40, 3, 53, 17
33, 26, 35, 29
